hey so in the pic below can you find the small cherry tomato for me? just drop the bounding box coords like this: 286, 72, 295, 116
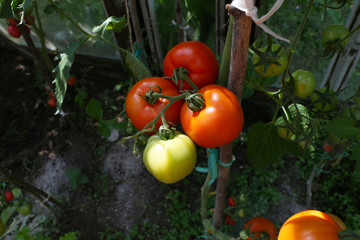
67, 76, 77, 86
48, 97, 57, 107
17, 201, 33, 215
323, 142, 333, 152
290, 70, 317, 98
8, 24, 21, 38
322, 24, 349, 48
228, 196, 236, 207
163, 41, 219, 90
225, 215, 236, 225
243, 216, 277, 240
4, 191, 14, 202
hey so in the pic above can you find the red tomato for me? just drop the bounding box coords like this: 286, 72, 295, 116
278, 210, 342, 240
7, 18, 16, 25
48, 97, 57, 107
8, 24, 21, 38
67, 76, 76, 86
228, 196, 236, 207
226, 215, 236, 225
125, 77, 183, 132
180, 84, 244, 148
243, 216, 277, 240
323, 142, 333, 152
4, 191, 14, 202
163, 41, 219, 90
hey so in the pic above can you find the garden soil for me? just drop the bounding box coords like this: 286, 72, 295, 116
0, 39, 310, 239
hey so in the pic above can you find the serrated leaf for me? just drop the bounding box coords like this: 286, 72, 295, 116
92, 16, 126, 37
246, 121, 287, 169
120, 48, 151, 81
323, 117, 358, 138
85, 98, 103, 120
53, 37, 88, 114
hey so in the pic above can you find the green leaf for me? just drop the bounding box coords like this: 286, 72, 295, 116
74, 88, 88, 109
85, 98, 103, 120
120, 48, 152, 81
44, 4, 57, 14
246, 121, 287, 169
92, 16, 126, 37
350, 141, 360, 162
0, 0, 13, 18
59, 232, 78, 240
65, 168, 88, 189
97, 120, 112, 138
16, 227, 33, 240
53, 37, 89, 114
1, 206, 16, 225
323, 117, 358, 139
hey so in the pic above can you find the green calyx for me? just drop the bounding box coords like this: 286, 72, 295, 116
139, 85, 162, 105
185, 92, 205, 111
158, 125, 176, 140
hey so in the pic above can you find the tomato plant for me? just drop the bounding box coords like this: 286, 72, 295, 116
0, 220, 4, 236
278, 210, 342, 240
322, 24, 349, 48
180, 84, 244, 148
143, 131, 196, 184
252, 44, 288, 78
4, 191, 14, 202
125, 77, 183, 132
17, 201, 33, 215
290, 70, 316, 98
228, 196, 236, 207
241, 216, 277, 240
163, 41, 219, 90
7, 24, 21, 38
225, 215, 236, 225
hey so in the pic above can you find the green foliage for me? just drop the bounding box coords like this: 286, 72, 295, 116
120, 49, 152, 81
65, 168, 90, 190
0, 0, 13, 18
323, 117, 359, 139
92, 16, 127, 37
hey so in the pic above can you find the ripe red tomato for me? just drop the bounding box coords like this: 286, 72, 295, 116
226, 215, 236, 225
67, 76, 77, 86
323, 142, 333, 152
4, 191, 14, 202
8, 24, 21, 38
228, 196, 236, 207
48, 97, 57, 107
243, 216, 277, 240
180, 84, 244, 148
278, 210, 342, 240
125, 77, 183, 132
163, 41, 219, 90
7, 18, 16, 25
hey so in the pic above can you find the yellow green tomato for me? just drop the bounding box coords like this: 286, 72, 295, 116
310, 87, 337, 112
275, 117, 294, 139
252, 44, 288, 78
17, 201, 33, 215
290, 70, 316, 98
143, 131, 196, 184
322, 24, 350, 48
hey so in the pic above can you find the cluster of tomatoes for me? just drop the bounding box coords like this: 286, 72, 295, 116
125, 41, 244, 184
46, 76, 76, 108
6, 15, 34, 39
224, 198, 347, 240
0, 190, 33, 236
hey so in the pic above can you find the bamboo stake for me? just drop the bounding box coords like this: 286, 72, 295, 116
213, 4, 252, 228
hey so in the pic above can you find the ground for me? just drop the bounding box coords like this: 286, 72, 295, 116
0, 38, 311, 239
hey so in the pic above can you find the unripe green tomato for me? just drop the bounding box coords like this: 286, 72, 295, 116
310, 87, 337, 112
276, 117, 294, 139
322, 24, 350, 48
252, 44, 288, 78
0, 220, 5, 236
17, 201, 33, 215
143, 131, 196, 184
290, 70, 316, 98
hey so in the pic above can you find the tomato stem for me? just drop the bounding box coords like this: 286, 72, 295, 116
173, 67, 199, 91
